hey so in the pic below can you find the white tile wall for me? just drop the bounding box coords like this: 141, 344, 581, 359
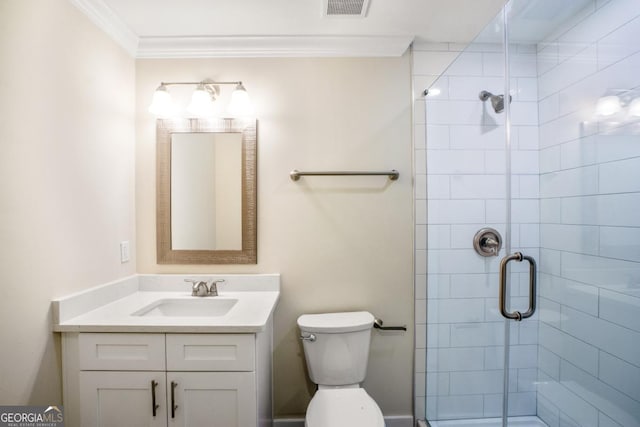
536, 1, 640, 426
599, 226, 640, 263
597, 15, 640, 68
537, 376, 599, 427
599, 288, 640, 332
599, 352, 640, 402
414, 1, 640, 424
413, 39, 540, 421
539, 273, 599, 316
561, 360, 640, 427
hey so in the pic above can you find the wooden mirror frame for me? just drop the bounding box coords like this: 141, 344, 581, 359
156, 118, 257, 264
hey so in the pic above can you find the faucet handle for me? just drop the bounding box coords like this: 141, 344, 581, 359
207, 279, 225, 296
185, 279, 208, 296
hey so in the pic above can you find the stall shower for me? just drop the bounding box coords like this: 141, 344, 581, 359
414, 0, 640, 426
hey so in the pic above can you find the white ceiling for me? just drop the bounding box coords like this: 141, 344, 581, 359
72, 0, 508, 57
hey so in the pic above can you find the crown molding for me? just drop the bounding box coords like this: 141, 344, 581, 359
68, 0, 413, 58
136, 35, 413, 58
68, 0, 139, 57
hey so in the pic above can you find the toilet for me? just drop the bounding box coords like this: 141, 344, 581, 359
297, 311, 385, 427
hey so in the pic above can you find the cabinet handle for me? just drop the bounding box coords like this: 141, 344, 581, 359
171, 381, 178, 419
151, 380, 159, 417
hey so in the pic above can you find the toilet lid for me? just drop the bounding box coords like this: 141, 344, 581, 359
306, 389, 385, 427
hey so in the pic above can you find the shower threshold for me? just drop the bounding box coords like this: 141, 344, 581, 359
424, 416, 548, 427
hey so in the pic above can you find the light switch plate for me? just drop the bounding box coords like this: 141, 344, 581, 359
120, 241, 130, 263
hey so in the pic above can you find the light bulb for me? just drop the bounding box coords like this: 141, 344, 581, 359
628, 97, 640, 117
228, 83, 254, 117
595, 95, 622, 116
148, 84, 174, 116
187, 84, 215, 117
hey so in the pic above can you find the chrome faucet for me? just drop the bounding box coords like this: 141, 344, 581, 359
184, 279, 225, 297
208, 279, 225, 296
185, 279, 209, 296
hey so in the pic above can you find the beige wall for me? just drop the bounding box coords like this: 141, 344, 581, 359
0, 0, 135, 404
136, 57, 414, 417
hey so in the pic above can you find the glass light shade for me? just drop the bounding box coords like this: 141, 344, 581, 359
628, 97, 640, 117
187, 85, 216, 117
148, 85, 174, 116
227, 83, 254, 117
595, 95, 622, 116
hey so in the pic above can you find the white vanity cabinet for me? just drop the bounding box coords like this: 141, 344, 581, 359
61, 328, 273, 427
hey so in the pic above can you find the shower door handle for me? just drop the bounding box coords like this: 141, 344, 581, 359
499, 252, 537, 321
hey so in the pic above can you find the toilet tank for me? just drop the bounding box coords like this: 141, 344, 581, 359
297, 311, 374, 386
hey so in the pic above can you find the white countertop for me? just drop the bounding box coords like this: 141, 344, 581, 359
52, 274, 280, 333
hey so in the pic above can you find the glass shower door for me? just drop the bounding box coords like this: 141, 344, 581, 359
511, 0, 640, 426
422, 7, 518, 424
422, 0, 640, 425
421, 2, 542, 425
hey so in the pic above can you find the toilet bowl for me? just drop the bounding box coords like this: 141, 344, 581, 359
297, 311, 385, 427
305, 388, 384, 427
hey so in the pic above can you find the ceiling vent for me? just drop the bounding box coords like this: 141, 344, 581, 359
323, 0, 370, 17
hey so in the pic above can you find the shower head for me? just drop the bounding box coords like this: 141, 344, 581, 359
479, 90, 511, 113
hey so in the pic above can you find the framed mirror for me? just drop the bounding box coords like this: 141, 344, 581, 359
156, 118, 257, 264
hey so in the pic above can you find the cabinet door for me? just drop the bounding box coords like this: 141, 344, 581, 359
80, 371, 167, 427
167, 372, 256, 427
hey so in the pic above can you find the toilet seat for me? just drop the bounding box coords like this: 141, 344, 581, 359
305, 388, 385, 427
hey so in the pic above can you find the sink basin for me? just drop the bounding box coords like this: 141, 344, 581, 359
132, 298, 238, 317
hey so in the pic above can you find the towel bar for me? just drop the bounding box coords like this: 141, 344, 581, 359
290, 169, 399, 181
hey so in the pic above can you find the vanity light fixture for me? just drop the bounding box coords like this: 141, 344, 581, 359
187, 83, 217, 117
227, 83, 254, 117
594, 88, 640, 120
628, 97, 640, 117
149, 80, 254, 117
148, 84, 174, 116
595, 95, 622, 116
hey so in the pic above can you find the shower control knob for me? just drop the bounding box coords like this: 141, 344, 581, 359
473, 227, 503, 257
